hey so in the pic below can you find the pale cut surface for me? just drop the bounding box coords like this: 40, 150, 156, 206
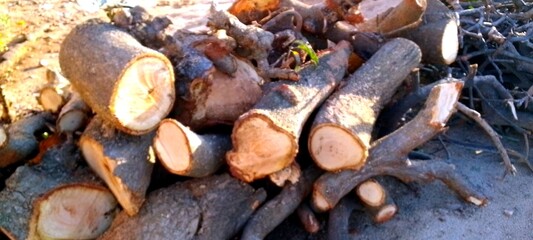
36, 187, 117, 239
441, 21, 459, 65
81, 140, 135, 215
310, 125, 364, 171
0, 126, 6, 147
153, 121, 191, 172
39, 87, 63, 113
57, 110, 86, 133
357, 180, 385, 207
112, 57, 173, 132
227, 117, 293, 182
359, 0, 403, 19
375, 205, 398, 223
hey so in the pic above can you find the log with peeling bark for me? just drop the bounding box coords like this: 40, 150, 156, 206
241, 166, 322, 240
59, 19, 175, 135
312, 81, 487, 212
172, 55, 263, 130
0, 112, 53, 168
37, 86, 64, 113
226, 41, 352, 182
326, 0, 426, 34
0, 142, 118, 240
80, 116, 154, 216
56, 90, 91, 134
100, 174, 266, 240
153, 118, 231, 177
386, 0, 459, 65
355, 179, 398, 223
309, 38, 421, 172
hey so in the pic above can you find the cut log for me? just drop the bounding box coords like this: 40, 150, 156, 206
312, 81, 487, 212
355, 179, 397, 223
56, 90, 91, 134
80, 115, 154, 216
385, 0, 459, 65
153, 118, 231, 177
100, 174, 266, 240
0, 142, 118, 240
226, 41, 352, 182
309, 38, 421, 171
0, 112, 53, 168
59, 19, 175, 135
241, 166, 322, 240
173, 55, 263, 130
38, 86, 64, 113
327, 0, 426, 35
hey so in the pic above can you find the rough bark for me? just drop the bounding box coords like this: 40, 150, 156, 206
355, 179, 398, 223
226, 41, 352, 182
59, 19, 175, 135
56, 90, 91, 134
100, 174, 266, 240
172, 56, 263, 130
241, 166, 322, 240
0, 142, 117, 240
386, 0, 459, 65
309, 38, 421, 171
153, 118, 231, 177
312, 81, 487, 212
0, 112, 54, 168
327, 195, 359, 240
80, 116, 154, 216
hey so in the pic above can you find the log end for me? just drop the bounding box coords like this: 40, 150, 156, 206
312, 188, 333, 212
0, 126, 6, 148
430, 81, 463, 125
153, 119, 194, 175
111, 56, 175, 135
373, 204, 398, 223
38, 87, 64, 113
31, 185, 117, 240
57, 110, 89, 133
309, 125, 367, 171
439, 20, 459, 65
356, 179, 385, 207
227, 115, 296, 182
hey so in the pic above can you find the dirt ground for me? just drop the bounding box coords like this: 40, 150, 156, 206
1, 0, 532, 239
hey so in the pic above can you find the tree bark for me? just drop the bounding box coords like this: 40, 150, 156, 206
226, 41, 352, 182
309, 38, 421, 171
59, 19, 175, 135
385, 0, 459, 65
80, 115, 154, 216
0, 112, 54, 168
0, 142, 117, 240
312, 81, 487, 212
99, 174, 266, 240
153, 118, 231, 177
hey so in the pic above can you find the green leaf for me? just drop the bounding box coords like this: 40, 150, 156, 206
292, 40, 319, 66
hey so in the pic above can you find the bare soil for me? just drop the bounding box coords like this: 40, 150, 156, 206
1, 0, 532, 239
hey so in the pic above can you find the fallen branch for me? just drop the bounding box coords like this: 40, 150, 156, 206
327, 195, 359, 240
355, 179, 398, 223
80, 116, 154, 216
59, 19, 175, 135
312, 81, 487, 212
309, 38, 421, 171
226, 41, 352, 182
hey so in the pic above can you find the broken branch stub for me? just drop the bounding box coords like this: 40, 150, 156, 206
355, 179, 398, 223
309, 38, 421, 171
312, 81, 487, 212
80, 116, 154, 216
153, 118, 231, 177
59, 19, 175, 135
226, 41, 352, 182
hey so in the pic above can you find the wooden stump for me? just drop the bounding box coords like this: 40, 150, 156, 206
100, 174, 266, 240
386, 0, 459, 65
308, 38, 421, 171
80, 116, 154, 216
59, 19, 175, 135
0, 142, 117, 240
0, 112, 53, 168
153, 118, 231, 177
226, 41, 352, 182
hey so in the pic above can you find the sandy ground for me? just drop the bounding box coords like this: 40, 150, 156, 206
1, 0, 532, 239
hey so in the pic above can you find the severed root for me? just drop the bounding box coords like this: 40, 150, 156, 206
355, 179, 397, 223
328, 195, 360, 240
0, 112, 54, 168
296, 203, 320, 234
153, 119, 231, 177
457, 103, 517, 175
241, 166, 322, 240
312, 81, 487, 211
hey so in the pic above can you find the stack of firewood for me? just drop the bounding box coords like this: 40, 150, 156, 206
2, 0, 531, 239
